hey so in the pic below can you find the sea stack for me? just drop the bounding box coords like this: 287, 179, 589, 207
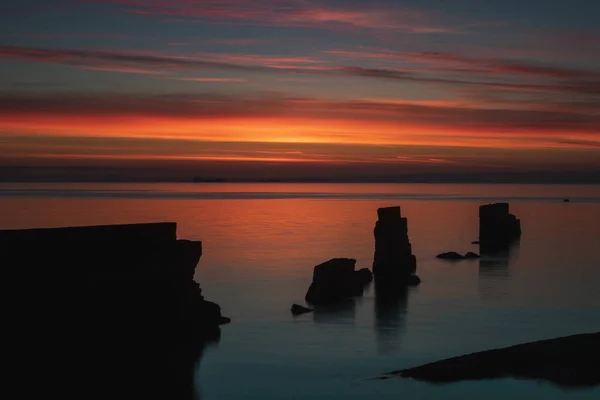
305, 258, 372, 305
479, 203, 521, 250
373, 206, 420, 285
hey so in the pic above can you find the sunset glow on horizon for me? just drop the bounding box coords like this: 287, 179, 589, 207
1, 0, 599, 181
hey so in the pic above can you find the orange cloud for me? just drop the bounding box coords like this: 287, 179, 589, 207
1, 112, 597, 153
3, 133, 600, 180
0, 91, 598, 178
1, 93, 598, 146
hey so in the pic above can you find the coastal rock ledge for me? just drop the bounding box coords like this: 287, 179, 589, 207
2, 222, 229, 399
381, 332, 600, 389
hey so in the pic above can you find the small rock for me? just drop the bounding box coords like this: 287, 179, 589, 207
563, 199, 570, 202
465, 252, 481, 259
291, 304, 313, 315
355, 268, 373, 285
472, 241, 480, 244
436, 252, 466, 260
407, 275, 422, 286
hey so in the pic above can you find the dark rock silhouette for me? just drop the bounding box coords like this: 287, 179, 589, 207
564, 198, 570, 202
291, 304, 313, 315
305, 258, 371, 305
436, 251, 466, 260
479, 203, 521, 251
373, 206, 420, 286
382, 332, 600, 389
356, 267, 374, 285
406, 274, 422, 285
436, 251, 481, 260
2, 222, 228, 400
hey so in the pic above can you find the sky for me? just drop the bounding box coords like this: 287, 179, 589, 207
1, 0, 599, 182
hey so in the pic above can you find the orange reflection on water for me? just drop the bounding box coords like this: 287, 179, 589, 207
1, 183, 600, 310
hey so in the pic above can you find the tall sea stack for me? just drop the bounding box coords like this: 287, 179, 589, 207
479, 203, 521, 251
373, 206, 420, 286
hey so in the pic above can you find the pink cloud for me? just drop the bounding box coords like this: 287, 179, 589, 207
2, 45, 600, 97
192, 52, 323, 66
171, 77, 246, 82
324, 49, 600, 79
81, 0, 460, 34
7, 33, 128, 39
408, 52, 600, 78
284, 7, 458, 33
82, 65, 167, 75
207, 39, 266, 45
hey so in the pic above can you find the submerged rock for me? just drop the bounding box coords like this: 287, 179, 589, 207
291, 304, 314, 315
436, 252, 466, 260
305, 258, 371, 305
382, 332, 600, 389
465, 252, 481, 259
436, 252, 481, 260
373, 206, 420, 286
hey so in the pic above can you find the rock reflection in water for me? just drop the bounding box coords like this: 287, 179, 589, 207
374, 280, 411, 354
478, 241, 521, 300
312, 298, 357, 324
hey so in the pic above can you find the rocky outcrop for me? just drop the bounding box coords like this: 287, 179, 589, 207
436, 252, 466, 260
291, 304, 313, 315
2, 222, 228, 399
373, 207, 420, 285
436, 252, 481, 260
381, 332, 600, 389
479, 203, 521, 250
356, 267, 374, 284
305, 258, 372, 305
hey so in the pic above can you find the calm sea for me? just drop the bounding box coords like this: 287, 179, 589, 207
1, 183, 600, 399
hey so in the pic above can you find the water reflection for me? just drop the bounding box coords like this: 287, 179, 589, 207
312, 298, 357, 324
191, 343, 218, 400
479, 241, 521, 300
93, 335, 216, 400
373, 280, 412, 354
